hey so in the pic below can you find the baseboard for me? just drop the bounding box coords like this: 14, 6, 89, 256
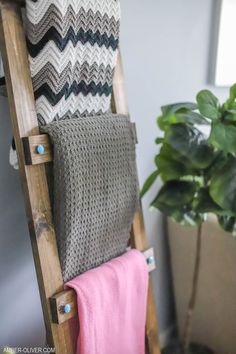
159, 324, 176, 349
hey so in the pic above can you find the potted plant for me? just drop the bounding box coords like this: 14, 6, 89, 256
141, 84, 236, 354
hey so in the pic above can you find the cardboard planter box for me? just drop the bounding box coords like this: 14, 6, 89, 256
168, 215, 236, 354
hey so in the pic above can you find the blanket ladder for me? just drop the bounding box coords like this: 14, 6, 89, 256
0, 1, 161, 353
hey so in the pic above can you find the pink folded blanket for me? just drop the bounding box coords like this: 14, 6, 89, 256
65, 249, 148, 354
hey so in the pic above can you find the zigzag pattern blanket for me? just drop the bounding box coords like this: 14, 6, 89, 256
9, 0, 120, 166
25, 0, 120, 125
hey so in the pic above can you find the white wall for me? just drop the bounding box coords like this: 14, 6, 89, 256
0, 0, 230, 349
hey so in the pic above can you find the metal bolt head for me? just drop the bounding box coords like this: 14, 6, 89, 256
147, 256, 154, 265
36, 144, 45, 155
64, 304, 71, 314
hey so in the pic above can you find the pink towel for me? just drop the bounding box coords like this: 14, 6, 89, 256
65, 249, 148, 354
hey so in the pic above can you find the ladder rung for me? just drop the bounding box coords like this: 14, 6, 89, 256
50, 289, 77, 325
50, 248, 156, 325
22, 123, 138, 166
22, 134, 52, 165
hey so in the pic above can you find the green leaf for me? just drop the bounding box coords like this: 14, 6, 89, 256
140, 170, 159, 198
157, 115, 167, 131
151, 199, 202, 226
155, 155, 187, 182
161, 102, 198, 116
192, 187, 232, 215
222, 112, 236, 122
155, 144, 194, 181
196, 90, 221, 120
217, 215, 236, 234
226, 108, 236, 115
229, 83, 236, 101
173, 112, 209, 125
155, 137, 164, 145
210, 157, 236, 212
151, 199, 186, 223
224, 84, 236, 110
151, 181, 196, 207
158, 111, 208, 131
150, 180, 204, 226
208, 121, 236, 154
158, 103, 202, 131
158, 143, 194, 170
164, 124, 215, 169
205, 151, 228, 178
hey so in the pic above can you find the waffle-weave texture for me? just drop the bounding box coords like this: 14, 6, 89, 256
42, 114, 139, 282
25, 0, 120, 125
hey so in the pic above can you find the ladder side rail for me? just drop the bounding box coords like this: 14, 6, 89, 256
112, 51, 161, 354
0, 2, 75, 352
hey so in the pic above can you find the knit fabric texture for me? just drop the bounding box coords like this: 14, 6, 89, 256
42, 114, 139, 282
25, 0, 120, 125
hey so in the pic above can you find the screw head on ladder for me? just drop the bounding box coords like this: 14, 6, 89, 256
36, 144, 45, 155
64, 304, 71, 314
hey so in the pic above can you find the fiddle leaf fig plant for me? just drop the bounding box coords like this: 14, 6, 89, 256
141, 84, 236, 354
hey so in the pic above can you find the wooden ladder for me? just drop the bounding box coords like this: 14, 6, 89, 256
0, 1, 161, 353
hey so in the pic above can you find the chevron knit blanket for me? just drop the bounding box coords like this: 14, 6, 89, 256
9, 0, 120, 165
25, 0, 120, 125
